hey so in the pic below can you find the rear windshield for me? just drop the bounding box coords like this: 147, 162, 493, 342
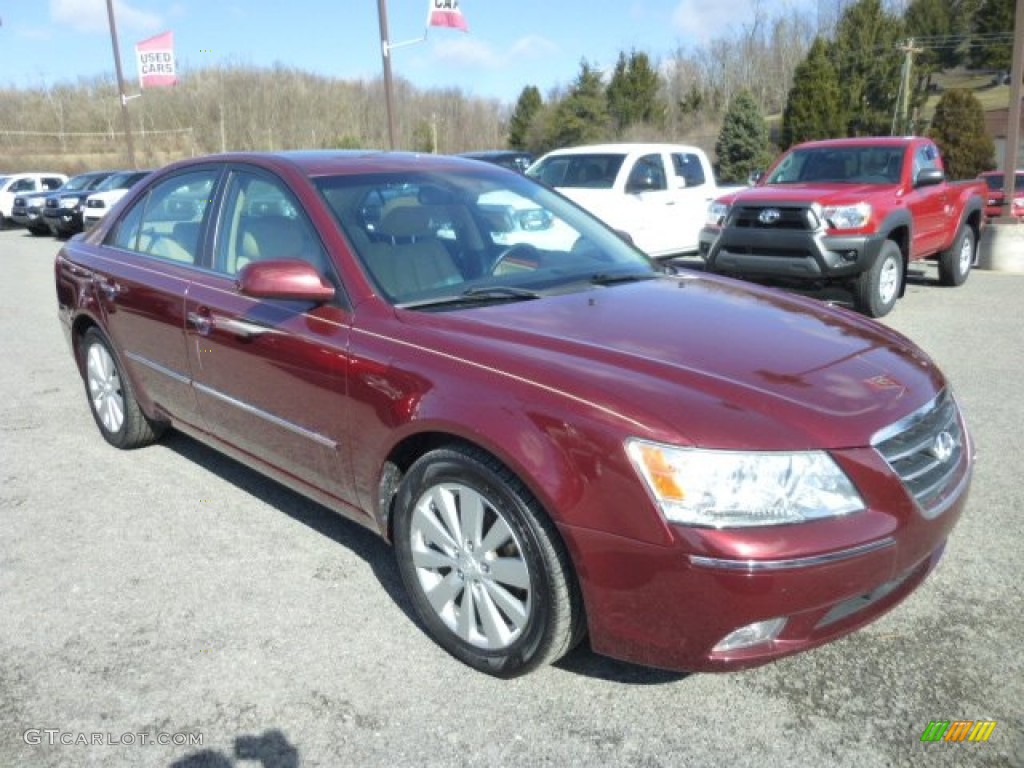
982, 173, 1024, 191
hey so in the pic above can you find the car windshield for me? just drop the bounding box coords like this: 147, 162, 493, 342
315, 168, 656, 308
766, 147, 905, 185
63, 174, 102, 192
526, 154, 625, 189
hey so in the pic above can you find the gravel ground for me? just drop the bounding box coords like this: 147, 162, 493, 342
1, 229, 1021, 767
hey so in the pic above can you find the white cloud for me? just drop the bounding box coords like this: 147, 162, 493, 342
671, 0, 815, 45
50, 0, 162, 34
430, 37, 500, 68
508, 35, 559, 60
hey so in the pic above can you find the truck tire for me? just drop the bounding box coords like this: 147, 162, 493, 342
854, 240, 902, 318
938, 225, 974, 287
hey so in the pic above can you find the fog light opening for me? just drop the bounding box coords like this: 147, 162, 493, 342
841, 249, 859, 263
713, 617, 787, 653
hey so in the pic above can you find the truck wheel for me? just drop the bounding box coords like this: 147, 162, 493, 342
854, 240, 902, 318
938, 225, 974, 286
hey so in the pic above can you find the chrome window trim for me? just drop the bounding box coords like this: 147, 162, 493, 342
689, 537, 896, 572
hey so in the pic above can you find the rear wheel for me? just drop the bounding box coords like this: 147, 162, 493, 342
854, 240, 902, 318
938, 225, 974, 286
79, 328, 163, 449
393, 445, 584, 677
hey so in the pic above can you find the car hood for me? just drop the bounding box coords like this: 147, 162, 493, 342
718, 183, 896, 207
405, 275, 943, 450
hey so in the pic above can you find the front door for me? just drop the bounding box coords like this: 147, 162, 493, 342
184, 167, 357, 506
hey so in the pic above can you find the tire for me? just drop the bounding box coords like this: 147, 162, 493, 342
938, 225, 974, 287
29, 225, 49, 237
79, 328, 163, 449
854, 240, 903, 318
393, 445, 584, 677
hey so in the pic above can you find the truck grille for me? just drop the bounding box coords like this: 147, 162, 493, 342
730, 205, 817, 231
873, 390, 969, 518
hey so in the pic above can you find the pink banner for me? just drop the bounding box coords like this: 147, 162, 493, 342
136, 31, 177, 88
428, 0, 469, 32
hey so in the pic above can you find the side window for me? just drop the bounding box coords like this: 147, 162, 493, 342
43, 177, 64, 190
12, 178, 37, 193
913, 146, 937, 179
672, 153, 706, 187
214, 171, 327, 277
106, 169, 218, 265
626, 155, 667, 193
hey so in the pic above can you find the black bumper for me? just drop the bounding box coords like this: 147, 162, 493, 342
703, 225, 888, 282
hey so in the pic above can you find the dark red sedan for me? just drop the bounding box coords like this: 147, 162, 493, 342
55, 151, 973, 677
978, 169, 1024, 219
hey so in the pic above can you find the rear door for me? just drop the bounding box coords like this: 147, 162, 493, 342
92, 167, 222, 429
183, 166, 357, 506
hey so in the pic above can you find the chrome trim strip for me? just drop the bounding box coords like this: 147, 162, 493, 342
124, 351, 192, 385
870, 389, 946, 446
192, 382, 337, 449
689, 537, 896, 572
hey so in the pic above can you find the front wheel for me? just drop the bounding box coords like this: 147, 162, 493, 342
393, 445, 584, 677
854, 240, 903, 318
79, 328, 163, 449
938, 225, 974, 286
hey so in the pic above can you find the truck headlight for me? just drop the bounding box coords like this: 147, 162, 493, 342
821, 202, 871, 230
63, 196, 82, 207
28, 196, 45, 207
626, 439, 864, 528
705, 201, 730, 229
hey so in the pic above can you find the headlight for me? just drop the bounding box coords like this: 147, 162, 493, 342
705, 201, 730, 229
62, 196, 81, 207
28, 196, 45, 206
821, 202, 871, 230
625, 439, 864, 528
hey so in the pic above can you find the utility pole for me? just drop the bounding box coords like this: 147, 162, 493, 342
894, 38, 922, 136
105, 0, 137, 168
376, 0, 397, 150
999, 0, 1023, 219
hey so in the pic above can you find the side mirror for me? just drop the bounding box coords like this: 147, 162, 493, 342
237, 259, 335, 303
915, 168, 945, 188
747, 169, 765, 186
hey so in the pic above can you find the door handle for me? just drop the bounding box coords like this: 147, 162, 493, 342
211, 315, 274, 339
187, 311, 212, 336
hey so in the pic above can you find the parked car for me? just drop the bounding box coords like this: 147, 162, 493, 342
0, 172, 67, 229
700, 137, 986, 317
458, 150, 535, 172
526, 143, 740, 259
44, 171, 115, 237
978, 169, 1024, 220
13, 171, 113, 235
56, 151, 972, 678
82, 169, 153, 230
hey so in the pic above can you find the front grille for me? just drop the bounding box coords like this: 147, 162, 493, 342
45, 198, 58, 209
730, 205, 817, 231
873, 390, 968, 517
86, 199, 105, 209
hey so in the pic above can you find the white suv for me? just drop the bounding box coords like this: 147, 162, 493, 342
0, 172, 68, 229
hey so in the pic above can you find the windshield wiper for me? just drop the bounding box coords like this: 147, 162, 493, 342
589, 272, 658, 286
397, 286, 541, 310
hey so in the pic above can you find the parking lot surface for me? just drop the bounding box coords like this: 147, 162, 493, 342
1, 229, 1021, 767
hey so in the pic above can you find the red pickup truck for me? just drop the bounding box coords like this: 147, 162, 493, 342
699, 137, 986, 317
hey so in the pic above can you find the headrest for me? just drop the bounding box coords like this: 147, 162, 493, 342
377, 206, 437, 239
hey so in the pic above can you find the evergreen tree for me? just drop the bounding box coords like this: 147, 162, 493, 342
606, 49, 666, 135
927, 88, 995, 179
508, 86, 542, 151
831, 0, 905, 135
715, 91, 775, 184
549, 60, 611, 149
781, 37, 844, 149
970, 0, 1015, 70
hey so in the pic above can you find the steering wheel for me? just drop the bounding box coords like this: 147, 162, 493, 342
491, 243, 541, 275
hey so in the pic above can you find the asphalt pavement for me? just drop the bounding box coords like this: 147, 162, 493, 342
1, 229, 1021, 767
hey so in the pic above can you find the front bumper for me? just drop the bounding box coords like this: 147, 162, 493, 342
704, 225, 888, 283
559, 437, 971, 673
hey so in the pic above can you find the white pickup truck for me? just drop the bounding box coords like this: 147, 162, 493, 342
526, 143, 740, 259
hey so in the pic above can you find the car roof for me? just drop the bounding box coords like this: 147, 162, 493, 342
154, 150, 501, 179
792, 137, 918, 150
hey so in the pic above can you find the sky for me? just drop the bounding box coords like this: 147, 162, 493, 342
0, 0, 818, 105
